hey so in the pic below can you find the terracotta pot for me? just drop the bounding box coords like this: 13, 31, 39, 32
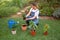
23, 17, 26, 20
21, 24, 27, 31
44, 31, 48, 36
30, 30, 36, 36
11, 30, 16, 35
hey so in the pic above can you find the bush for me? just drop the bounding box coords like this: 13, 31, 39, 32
38, 2, 54, 16
0, 6, 20, 17
12, 0, 32, 8
0, 1, 20, 17
53, 8, 60, 18
40, 7, 54, 16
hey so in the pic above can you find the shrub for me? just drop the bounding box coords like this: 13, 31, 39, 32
0, 1, 20, 17
12, 0, 32, 8
38, 2, 54, 16
53, 8, 60, 18
0, 6, 20, 17
40, 7, 54, 16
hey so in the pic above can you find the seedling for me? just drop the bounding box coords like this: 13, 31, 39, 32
29, 20, 38, 36
43, 24, 49, 36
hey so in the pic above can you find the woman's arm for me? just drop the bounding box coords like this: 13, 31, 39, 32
26, 16, 36, 20
26, 12, 31, 17
26, 8, 32, 17
26, 10, 39, 20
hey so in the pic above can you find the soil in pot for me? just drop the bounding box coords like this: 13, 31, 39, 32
44, 31, 48, 36
30, 29, 36, 36
22, 24, 27, 31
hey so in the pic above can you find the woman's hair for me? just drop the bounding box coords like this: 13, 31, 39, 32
31, 2, 37, 7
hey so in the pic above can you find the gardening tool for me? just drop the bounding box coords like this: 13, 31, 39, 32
8, 19, 17, 29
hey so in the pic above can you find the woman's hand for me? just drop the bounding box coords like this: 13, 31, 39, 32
25, 18, 29, 20
25, 16, 36, 20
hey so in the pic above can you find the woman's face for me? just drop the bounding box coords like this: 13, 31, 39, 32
31, 4, 37, 10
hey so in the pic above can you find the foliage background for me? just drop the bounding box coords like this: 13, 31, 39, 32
0, 0, 60, 17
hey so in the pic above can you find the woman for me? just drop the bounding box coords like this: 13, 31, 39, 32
25, 2, 39, 26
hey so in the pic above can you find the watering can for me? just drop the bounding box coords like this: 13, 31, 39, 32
8, 19, 16, 29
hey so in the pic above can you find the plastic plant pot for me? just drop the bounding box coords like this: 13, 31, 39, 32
11, 30, 16, 35
44, 31, 48, 36
30, 29, 36, 36
23, 17, 26, 20
21, 24, 27, 31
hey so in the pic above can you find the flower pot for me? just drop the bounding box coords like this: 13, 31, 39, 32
21, 24, 27, 31
11, 30, 16, 35
30, 29, 36, 36
44, 31, 48, 36
23, 17, 26, 20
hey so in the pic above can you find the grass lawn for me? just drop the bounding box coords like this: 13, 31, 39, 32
0, 17, 60, 40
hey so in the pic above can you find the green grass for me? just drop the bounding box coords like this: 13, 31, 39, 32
0, 17, 60, 40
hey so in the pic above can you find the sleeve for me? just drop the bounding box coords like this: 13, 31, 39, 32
35, 10, 39, 17
26, 8, 32, 17
29, 8, 32, 12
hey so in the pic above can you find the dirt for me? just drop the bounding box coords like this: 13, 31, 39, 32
40, 16, 54, 20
